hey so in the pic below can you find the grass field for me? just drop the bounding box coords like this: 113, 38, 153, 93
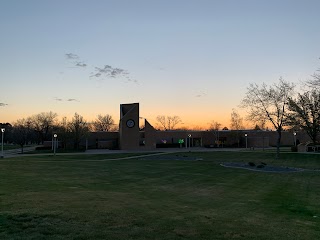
0, 151, 320, 239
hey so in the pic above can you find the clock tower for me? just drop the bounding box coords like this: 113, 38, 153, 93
119, 103, 140, 150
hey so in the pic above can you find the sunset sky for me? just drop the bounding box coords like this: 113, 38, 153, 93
1, 0, 320, 129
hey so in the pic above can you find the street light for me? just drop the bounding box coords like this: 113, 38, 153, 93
188, 134, 192, 149
293, 132, 297, 147
1, 128, 5, 158
53, 133, 57, 156
245, 133, 248, 149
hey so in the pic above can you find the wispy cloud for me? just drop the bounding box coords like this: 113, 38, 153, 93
64, 53, 138, 84
65, 53, 87, 68
54, 97, 79, 102
90, 65, 129, 79
65, 53, 79, 60
0, 103, 8, 107
67, 98, 79, 102
195, 91, 207, 98
126, 78, 139, 85
75, 61, 87, 67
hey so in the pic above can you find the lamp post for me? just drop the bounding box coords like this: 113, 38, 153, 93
188, 134, 192, 149
245, 133, 248, 149
1, 128, 5, 158
53, 133, 57, 156
293, 132, 297, 147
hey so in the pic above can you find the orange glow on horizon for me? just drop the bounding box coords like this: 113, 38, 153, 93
1, 103, 251, 130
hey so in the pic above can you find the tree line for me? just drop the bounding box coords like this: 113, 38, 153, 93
0, 113, 116, 152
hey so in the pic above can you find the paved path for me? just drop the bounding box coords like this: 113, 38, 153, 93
2, 146, 287, 159
1, 147, 252, 159
1, 146, 36, 158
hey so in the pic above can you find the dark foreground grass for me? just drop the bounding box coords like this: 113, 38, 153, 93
0, 151, 320, 239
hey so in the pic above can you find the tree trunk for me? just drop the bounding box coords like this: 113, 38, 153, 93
311, 131, 318, 146
276, 128, 282, 159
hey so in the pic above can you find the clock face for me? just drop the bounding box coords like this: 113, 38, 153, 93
126, 119, 135, 128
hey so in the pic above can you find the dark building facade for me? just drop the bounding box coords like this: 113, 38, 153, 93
83, 103, 310, 150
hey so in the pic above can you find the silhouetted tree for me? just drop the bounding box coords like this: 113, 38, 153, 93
209, 120, 221, 147
191, 125, 206, 131
288, 89, 320, 145
0, 123, 13, 143
156, 115, 181, 130
12, 119, 33, 153
56, 117, 70, 149
209, 121, 221, 131
230, 109, 244, 130
230, 109, 244, 147
92, 114, 115, 131
31, 112, 58, 144
241, 78, 295, 158
305, 66, 320, 89
69, 113, 89, 150
253, 124, 261, 130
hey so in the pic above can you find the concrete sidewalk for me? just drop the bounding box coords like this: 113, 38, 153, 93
1, 147, 252, 159
1, 146, 36, 158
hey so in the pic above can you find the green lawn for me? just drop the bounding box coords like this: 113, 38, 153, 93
0, 151, 320, 239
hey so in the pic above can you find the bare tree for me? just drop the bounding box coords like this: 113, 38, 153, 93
209, 120, 221, 147
230, 109, 244, 130
31, 111, 58, 144
56, 116, 70, 149
241, 78, 295, 158
156, 115, 181, 130
288, 90, 320, 145
230, 109, 244, 147
253, 124, 262, 130
209, 120, 221, 131
68, 113, 89, 150
92, 114, 115, 132
191, 125, 206, 131
252, 121, 266, 130
305, 67, 320, 89
0, 123, 13, 143
12, 119, 34, 153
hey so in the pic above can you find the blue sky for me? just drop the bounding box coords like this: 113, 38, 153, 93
1, 0, 320, 128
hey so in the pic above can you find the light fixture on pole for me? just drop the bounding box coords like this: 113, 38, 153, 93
1, 128, 5, 158
53, 133, 57, 156
188, 134, 192, 149
293, 132, 297, 147
245, 133, 248, 149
